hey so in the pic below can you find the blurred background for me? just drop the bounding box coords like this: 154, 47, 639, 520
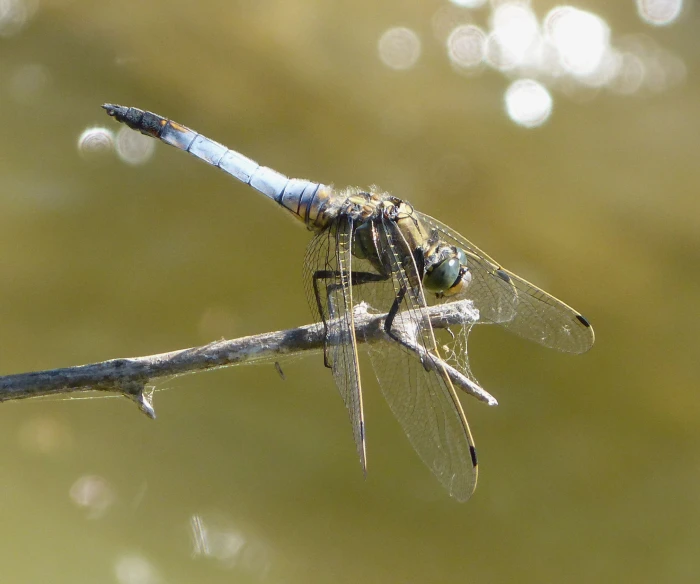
0, 0, 698, 582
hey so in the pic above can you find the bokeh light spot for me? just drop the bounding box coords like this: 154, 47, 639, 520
504, 79, 553, 128
69, 475, 116, 519
449, 0, 487, 7
489, 2, 540, 66
77, 127, 115, 158
115, 127, 155, 165
18, 415, 73, 454
0, 0, 37, 37
114, 554, 161, 584
636, 0, 683, 26
545, 7, 610, 77
484, 31, 519, 71
378, 27, 421, 70
447, 25, 486, 69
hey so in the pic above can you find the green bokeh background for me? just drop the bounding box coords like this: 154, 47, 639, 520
0, 1, 698, 582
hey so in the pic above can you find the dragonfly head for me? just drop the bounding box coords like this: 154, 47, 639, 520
423, 246, 472, 297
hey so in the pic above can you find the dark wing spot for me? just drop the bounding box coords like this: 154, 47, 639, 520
495, 269, 511, 283
575, 314, 591, 327
469, 445, 478, 467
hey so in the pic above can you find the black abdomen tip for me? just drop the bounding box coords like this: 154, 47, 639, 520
102, 103, 127, 118
101, 104, 150, 133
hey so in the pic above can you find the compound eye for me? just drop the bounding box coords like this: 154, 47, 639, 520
423, 257, 461, 293
456, 247, 468, 265
443, 269, 472, 297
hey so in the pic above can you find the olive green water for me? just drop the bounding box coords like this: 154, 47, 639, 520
0, 1, 699, 582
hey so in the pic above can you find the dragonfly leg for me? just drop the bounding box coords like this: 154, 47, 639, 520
383, 285, 435, 372
383, 285, 408, 344
311, 270, 387, 368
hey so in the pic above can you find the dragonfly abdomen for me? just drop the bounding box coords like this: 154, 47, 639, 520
102, 104, 334, 229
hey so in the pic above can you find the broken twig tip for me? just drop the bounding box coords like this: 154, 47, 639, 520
136, 391, 156, 419
120, 380, 156, 419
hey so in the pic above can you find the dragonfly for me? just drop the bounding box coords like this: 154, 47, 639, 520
103, 104, 594, 502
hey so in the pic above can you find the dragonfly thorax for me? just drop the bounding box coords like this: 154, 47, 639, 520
342, 189, 411, 222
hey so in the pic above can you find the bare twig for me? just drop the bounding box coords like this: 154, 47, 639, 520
0, 300, 496, 417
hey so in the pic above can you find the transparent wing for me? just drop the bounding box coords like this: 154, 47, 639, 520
304, 217, 367, 472
356, 216, 478, 502
416, 211, 595, 354
432, 319, 480, 395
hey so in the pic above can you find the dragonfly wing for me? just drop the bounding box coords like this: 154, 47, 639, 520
360, 216, 478, 501
495, 266, 594, 353
304, 217, 367, 472
416, 211, 594, 354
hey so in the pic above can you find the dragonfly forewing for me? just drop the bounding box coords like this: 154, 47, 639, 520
417, 212, 594, 353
